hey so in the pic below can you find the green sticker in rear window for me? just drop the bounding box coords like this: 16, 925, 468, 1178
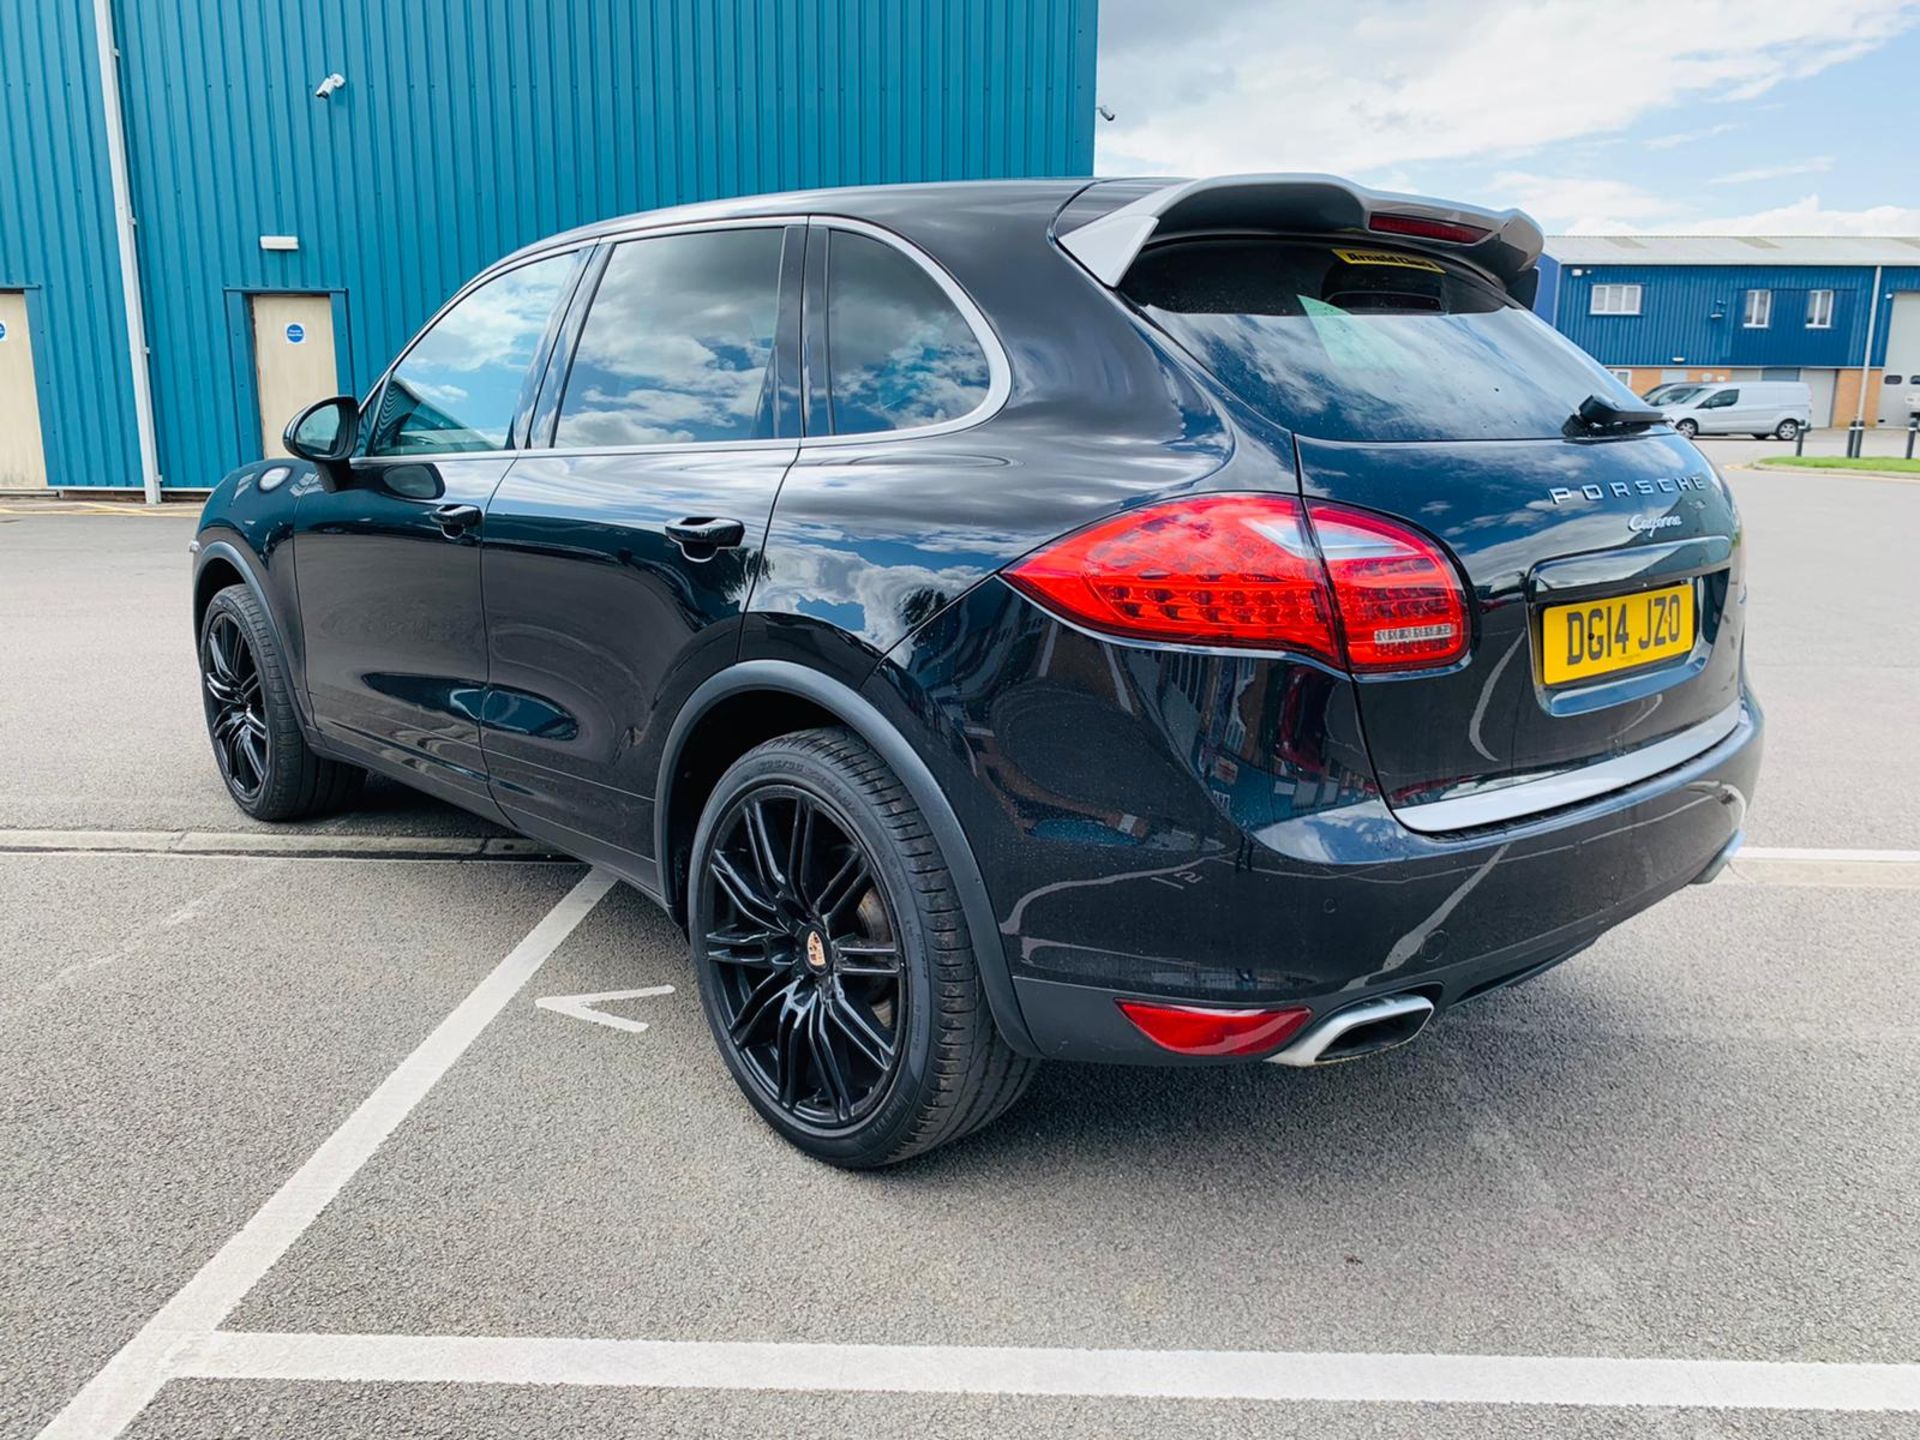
1332, 248, 1445, 273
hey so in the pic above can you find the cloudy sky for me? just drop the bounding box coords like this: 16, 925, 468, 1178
1094, 0, 1920, 235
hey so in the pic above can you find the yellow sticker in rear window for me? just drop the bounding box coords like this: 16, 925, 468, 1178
1332, 248, 1445, 273
1540, 582, 1695, 686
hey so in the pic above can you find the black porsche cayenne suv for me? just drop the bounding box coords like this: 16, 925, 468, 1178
192, 175, 1761, 1166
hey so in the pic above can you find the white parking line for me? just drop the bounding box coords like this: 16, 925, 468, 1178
179, 1331, 1920, 1414
31, 868, 618, 1440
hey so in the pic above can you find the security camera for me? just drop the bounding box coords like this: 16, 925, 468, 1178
1096, 103, 1116, 122
314, 73, 346, 100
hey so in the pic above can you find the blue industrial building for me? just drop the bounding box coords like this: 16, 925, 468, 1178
0, 0, 1097, 496
1538, 237, 1920, 429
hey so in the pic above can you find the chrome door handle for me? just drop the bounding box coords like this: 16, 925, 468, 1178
432, 503, 482, 537
665, 517, 746, 555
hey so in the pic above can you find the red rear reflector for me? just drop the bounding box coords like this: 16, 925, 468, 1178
1004, 494, 1341, 662
1310, 503, 1469, 671
1367, 212, 1489, 246
1117, 1000, 1313, 1057
1005, 494, 1468, 672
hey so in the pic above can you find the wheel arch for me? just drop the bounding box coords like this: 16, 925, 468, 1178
192, 538, 276, 638
656, 660, 1039, 1057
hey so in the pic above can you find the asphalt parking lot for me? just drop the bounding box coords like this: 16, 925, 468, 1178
3, 468, 1919, 1438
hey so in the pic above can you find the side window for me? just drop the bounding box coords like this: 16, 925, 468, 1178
1701, 389, 1737, 408
556, 228, 784, 448
825, 230, 991, 435
368, 254, 574, 456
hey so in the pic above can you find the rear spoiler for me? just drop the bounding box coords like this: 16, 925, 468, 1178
1057, 174, 1545, 298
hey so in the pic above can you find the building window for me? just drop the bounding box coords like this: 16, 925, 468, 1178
1609, 368, 1634, 385
1743, 290, 1772, 329
1806, 289, 1834, 329
1590, 283, 1641, 316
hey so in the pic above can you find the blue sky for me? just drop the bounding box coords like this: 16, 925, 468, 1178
1095, 0, 1920, 235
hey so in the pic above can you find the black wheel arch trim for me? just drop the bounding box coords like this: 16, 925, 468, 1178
657, 659, 1040, 1057
193, 536, 321, 739
192, 537, 276, 634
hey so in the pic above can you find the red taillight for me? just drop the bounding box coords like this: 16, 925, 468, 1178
1004, 494, 1468, 673
1311, 504, 1470, 672
1366, 212, 1489, 246
1117, 1000, 1313, 1057
1005, 494, 1341, 662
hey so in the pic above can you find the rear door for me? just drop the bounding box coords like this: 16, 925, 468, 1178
295, 250, 580, 814
478, 222, 803, 884
1123, 237, 1745, 826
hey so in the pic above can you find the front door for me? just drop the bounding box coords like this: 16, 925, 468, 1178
0, 291, 48, 489
294, 250, 579, 815
480, 224, 802, 884
251, 294, 337, 457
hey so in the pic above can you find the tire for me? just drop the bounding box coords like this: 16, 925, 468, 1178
198, 583, 365, 821
1675, 419, 1698, 438
688, 727, 1035, 1167
1775, 419, 1800, 441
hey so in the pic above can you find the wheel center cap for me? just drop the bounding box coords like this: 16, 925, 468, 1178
803, 928, 829, 974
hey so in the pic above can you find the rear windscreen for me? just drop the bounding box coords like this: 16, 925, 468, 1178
1122, 239, 1637, 443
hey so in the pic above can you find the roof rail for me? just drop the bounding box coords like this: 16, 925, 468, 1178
1058, 173, 1544, 291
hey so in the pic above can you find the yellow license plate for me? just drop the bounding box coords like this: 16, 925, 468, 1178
1541, 583, 1695, 686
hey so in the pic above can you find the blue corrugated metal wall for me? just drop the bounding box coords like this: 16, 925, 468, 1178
0, 0, 142, 486
1552, 261, 1920, 370
3, 0, 1098, 490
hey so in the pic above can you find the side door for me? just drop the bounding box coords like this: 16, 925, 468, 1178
294, 249, 581, 815
1695, 387, 1738, 434
479, 222, 803, 888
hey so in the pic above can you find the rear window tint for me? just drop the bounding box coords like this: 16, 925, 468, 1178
826, 231, 990, 435
1123, 240, 1634, 443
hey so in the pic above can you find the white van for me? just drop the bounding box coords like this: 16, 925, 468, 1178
1664, 381, 1812, 440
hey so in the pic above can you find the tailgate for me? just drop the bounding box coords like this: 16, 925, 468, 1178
1296, 430, 1745, 827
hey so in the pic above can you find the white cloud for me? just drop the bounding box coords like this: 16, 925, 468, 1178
1096, 0, 1919, 178
1708, 156, 1834, 184
1495, 171, 1920, 234
1669, 194, 1920, 235
1643, 121, 1741, 150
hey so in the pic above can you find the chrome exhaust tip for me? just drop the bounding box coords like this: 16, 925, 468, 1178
1267, 993, 1435, 1068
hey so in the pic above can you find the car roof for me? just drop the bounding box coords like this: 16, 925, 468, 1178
488, 178, 1100, 274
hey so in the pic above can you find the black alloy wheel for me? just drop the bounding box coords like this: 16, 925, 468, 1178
689, 728, 1035, 1167
201, 609, 270, 803
701, 783, 905, 1129
196, 583, 366, 821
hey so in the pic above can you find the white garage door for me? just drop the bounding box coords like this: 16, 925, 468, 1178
1879, 293, 1920, 425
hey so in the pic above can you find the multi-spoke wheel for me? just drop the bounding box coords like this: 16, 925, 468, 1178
689, 728, 1036, 1167
197, 583, 365, 820
202, 610, 270, 803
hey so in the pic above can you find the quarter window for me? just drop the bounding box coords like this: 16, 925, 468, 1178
1806, 289, 1834, 329
825, 230, 991, 435
1743, 290, 1772, 328
1589, 283, 1642, 316
368, 253, 574, 456
557, 228, 784, 448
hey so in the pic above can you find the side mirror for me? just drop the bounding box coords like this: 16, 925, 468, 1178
284, 395, 360, 470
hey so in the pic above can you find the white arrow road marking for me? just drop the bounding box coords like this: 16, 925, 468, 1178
534, 985, 676, 1034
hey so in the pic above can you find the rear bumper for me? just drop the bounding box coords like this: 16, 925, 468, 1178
1010, 695, 1761, 1063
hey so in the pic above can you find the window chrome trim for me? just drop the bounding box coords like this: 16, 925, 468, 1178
797, 215, 1013, 448
360, 243, 594, 463
358, 212, 1010, 463
1390, 700, 1744, 835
